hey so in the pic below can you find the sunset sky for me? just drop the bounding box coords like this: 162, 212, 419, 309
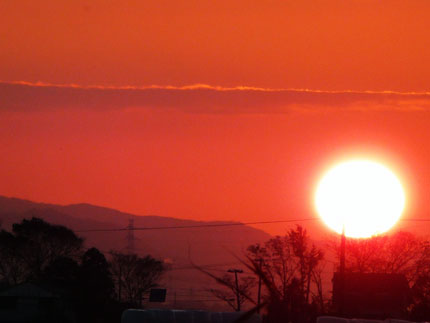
1, 0, 430, 235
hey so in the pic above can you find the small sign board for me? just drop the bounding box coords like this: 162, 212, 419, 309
149, 288, 166, 302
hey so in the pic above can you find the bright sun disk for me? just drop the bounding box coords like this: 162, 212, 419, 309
315, 160, 405, 238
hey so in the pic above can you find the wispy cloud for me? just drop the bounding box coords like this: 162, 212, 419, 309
5, 80, 430, 95
1, 81, 430, 114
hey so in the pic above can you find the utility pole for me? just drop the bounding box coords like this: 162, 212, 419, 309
257, 258, 263, 313
339, 225, 346, 315
118, 264, 122, 302
228, 268, 243, 312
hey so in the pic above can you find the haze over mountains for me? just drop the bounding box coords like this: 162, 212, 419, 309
0, 195, 271, 309
0, 195, 271, 263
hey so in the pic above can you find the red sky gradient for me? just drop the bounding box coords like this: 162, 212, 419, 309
1, 1, 430, 236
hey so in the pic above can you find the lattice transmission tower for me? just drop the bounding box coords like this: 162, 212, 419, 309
126, 218, 135, 254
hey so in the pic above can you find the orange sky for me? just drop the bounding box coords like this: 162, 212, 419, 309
1, 1, 430, 235
2, 0, 430, 91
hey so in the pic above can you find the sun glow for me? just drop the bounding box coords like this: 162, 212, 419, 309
315, 160, 405, 238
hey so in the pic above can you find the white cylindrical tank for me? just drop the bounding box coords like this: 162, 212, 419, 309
121, 309, 156, 323
317, 316, 351, 323
150, 309, 175, 322
246, 313, 262, 323
350, 319, 383, 323
219, 311, 262, 323
122, 309, 264, 323
191, 310, 211, 323
222, 312, 248, 323
173, 310, 194, 323
210, 312, 223, 323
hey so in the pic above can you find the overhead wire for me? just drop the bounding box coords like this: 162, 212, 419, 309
75, 217, 430, 233
75, 218, 319, 233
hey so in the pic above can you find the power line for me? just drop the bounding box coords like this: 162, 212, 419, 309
75, 217, 430, 233
75, 218, 319, 233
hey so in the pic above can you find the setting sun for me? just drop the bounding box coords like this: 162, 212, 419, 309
315, 160, 405, 238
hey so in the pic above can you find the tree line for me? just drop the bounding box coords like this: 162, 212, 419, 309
208, 226, 430, 323
0, 217, 165, 323
206, 225, 325, 322
3, 217, 430, 323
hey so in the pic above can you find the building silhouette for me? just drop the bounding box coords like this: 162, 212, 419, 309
332, 272, 410, 319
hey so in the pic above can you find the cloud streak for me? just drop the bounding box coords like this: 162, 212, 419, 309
1, 81, 430, 114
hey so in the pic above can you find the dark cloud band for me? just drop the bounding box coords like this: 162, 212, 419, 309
1, 81, 430, 113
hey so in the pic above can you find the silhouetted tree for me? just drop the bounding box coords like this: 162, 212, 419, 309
77, 248, 115, 323
0, 217, 83, 284
0, 218, 131, 322
332, 231, 430, 320
43, 256, 80, 289
0, 230, 27, 285
334, 231, 421, 278
109, 251, 165, 306
210, 274, 256, 311
245, 225, 324, 323
80, 248, 114, 303
12, 217, 83, 280
312, 259, 327, 313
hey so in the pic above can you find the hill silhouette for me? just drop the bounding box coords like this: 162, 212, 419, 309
0, 195, 271, 310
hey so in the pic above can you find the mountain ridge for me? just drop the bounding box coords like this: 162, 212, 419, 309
0, 195, 273, 309
0, 195, 258, 229
0, 194, 271, 267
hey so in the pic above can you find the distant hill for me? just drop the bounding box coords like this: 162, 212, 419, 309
0, 195, 271, 310
0, 195, 271, 261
